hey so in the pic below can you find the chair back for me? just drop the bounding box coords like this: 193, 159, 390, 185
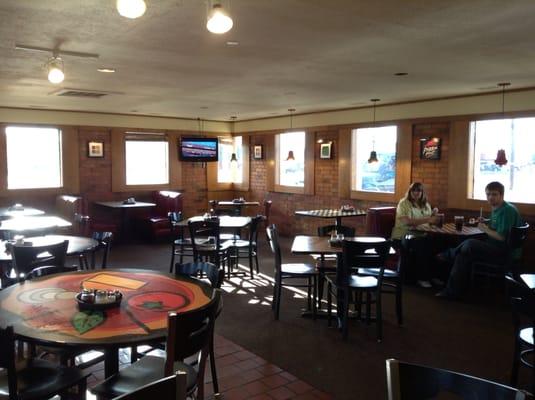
0, 326, 17, 398
317, 225, 355, 237
386, 358, 530, 400
340, 238, 391, 286
248, 215, 264, 243
506, 275, 535, 327
12, 240, 69, 281
508, 223, 529, 253
164, 290, 221, 375
188, 219, 224, 264
266, 225, 282, 275
93, 231, 113, 268
112, 372, 187, 400
153, 191, 182, 217
365, 207, 396, 238
175, 262, 224, 289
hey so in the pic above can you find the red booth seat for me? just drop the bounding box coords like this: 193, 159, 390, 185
139, 191, 183, 240
365, 206, 397, 269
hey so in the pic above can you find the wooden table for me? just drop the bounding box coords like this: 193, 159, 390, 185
0, 206, 45, 219
295, 209, 366, 228
411, 222, 484, 237
0, 269, 213, 378
94, 201, 156, 240
216, 201, 260, 216
0, 216, 72, 238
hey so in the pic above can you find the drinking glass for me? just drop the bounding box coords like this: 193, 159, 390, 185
454, 216, 464, 231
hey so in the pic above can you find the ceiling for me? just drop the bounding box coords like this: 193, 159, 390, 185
1, 0, 535, 121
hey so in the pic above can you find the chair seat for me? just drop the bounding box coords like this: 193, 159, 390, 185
358, 267, 399, 278
520, 327, 534, 345
348, 275, 378, 289
229, 239, 256, 248
220, 233, 240, 241
90, 355, 197, 399
281, 263, 316, 275
310, 254, 337, 261
173, 238, 192, 246
0, 358, 88, 400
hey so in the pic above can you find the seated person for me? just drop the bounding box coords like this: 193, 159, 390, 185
391, 182, 439, 288
436, 181, 522, 299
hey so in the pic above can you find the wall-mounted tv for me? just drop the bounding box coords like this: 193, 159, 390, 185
179, 137, 218, 162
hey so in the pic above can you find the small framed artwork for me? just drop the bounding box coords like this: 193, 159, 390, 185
419, 137, 441, 160
253, 144, 263, 160
87, 141, 104, 158
319, 142, 332, 159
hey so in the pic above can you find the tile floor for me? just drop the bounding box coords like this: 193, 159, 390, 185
83, 334, 332, 399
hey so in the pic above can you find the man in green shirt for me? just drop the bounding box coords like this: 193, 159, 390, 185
436, 181, 522, 299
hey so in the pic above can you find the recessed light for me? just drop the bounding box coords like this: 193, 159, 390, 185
97, 68, 116, 73
226, 41, 239, 46
394, 72, 408, 76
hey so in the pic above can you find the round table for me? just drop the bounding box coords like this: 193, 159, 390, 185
0, 268, 214, 378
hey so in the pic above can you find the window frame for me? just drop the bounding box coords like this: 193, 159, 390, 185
207, 135, 249, 192
111, 129, 182, 192
0, 123, 79, 196
273, 130, 314, 195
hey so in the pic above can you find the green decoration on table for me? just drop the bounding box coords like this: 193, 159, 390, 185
141, 301, 164, 310
73, 311, 105, 334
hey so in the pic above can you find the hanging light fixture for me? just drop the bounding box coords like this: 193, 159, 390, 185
207, 0, 233, 34
494, 82, 510, 167
116, 0, 147, 19
47, 56, 64, 84
285, 108, 296, 161
368, 99, 380, 163
229, 116, 238, 163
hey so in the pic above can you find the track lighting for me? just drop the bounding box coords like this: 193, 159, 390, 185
207, 1, 233, 34
116, 0, 146, 19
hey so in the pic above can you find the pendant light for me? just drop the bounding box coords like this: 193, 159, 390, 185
229, 116, 238, 164
207, 0, 233, 34
285, 108, 296, 161
116, 0, 146, 19
47, 56, 64, 84
368, 99, 380, 163
494, 82, 510, 167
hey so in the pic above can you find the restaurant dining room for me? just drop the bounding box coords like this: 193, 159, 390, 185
1, 1, 535, 399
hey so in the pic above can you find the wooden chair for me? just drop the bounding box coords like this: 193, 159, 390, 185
506, 275, 535, 395
326, 238, 391, 341
175, 261, 224, 396
0, 325, 89, 400
90, 290, 221, 400
229, 215, 263, 278
188, 219, 232, 278
266, 224, 317, 320
112, 372, 187, 400
472, 223, 529, 283
386, 358, 531, 400
7, 240, 69, 284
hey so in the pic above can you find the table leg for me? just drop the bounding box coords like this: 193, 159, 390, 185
104, 346, 119, 379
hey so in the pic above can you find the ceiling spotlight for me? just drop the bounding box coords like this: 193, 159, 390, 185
116, 0, 146, 19
207, 1, 233, 34
97, 67, 116, 73
47, 57, 64, 84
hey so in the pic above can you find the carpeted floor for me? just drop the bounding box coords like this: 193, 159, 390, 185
105, 235, 530, 399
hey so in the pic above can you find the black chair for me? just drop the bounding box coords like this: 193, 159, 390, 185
385, 358, 531, 400
112, 372, 187, 400
91, 290, 221, 400
313, 225, 356, 308
8, 240, 69, 284
0, 325, 89, 400
506, 275, 535, 395
80, 231, 113, 269
229, 215, 263, 278
175, 261, 224, 396
472, 223, 529, 282
189, 219, 232, 278
266, 224, 317, 320
326, 238, 391, 341
169, 212, 194, 271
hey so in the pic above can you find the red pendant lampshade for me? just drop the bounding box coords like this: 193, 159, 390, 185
494, 149, 508, 166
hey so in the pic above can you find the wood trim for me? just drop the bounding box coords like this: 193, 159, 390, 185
0, 124, 7, 194
273, 184, 305, 195
338, 127, 351, 199
266, 136, 275, 192
234, 141, 250, 192
304, 131, 315, 195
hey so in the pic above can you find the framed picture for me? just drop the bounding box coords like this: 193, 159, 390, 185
419, 137, 441, 160
253, 144, 263, 160
87, 141, 104, 158
319, 142, 332, 159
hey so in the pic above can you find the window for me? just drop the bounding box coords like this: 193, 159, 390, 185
125, 134, 169, 185
351, 126, 397, 193
218, 136, 243, 184
5, 126, 62, 189
278, 131, 305, 187
469, 118, 535, 204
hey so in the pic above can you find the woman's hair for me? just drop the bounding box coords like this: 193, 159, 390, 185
402, 182, 429, 208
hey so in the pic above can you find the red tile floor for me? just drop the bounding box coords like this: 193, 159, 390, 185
84, 334, 332, 399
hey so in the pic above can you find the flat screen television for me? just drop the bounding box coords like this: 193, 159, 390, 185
179, 137, 218, 162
